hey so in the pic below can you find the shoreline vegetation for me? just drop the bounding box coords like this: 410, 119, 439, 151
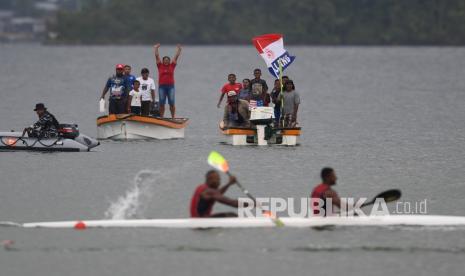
48, 0, 465, 45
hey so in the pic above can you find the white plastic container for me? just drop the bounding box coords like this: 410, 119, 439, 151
99, 98, 105, 113
250, 106, 274, 120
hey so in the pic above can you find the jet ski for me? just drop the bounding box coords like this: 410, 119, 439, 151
0, 124, 99, 152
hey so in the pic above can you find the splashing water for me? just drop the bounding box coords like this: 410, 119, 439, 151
104, 170, 164, 220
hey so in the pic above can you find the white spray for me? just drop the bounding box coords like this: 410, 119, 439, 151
104, 170, 165, 220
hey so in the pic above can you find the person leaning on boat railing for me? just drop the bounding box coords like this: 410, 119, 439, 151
100, 64, 131, 115
223, 91, 250, 128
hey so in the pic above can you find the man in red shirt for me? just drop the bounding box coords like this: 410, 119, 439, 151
310, 167, 341, 216
190, 170, 240, 218
217, 73, 243, 108
154, 43, 182, 118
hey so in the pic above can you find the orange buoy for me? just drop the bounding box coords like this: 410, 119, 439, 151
74, 221, 86, 230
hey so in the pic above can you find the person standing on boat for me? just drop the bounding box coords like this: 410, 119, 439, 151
310, 167, 341, 216
271, 79, 282, 126
124, 64, 136, 89
238, 78, 251, 101
217, 73, 242, 108
153, 43, 182, 118
127, 80, 142, 115
23, 103, 60, 138
100, 64, 131, 114
279, 80, 300, 127
249, 82, 270, 108
137, 68, 156, 116
223, 91, 250, 127
190, 170, 240, 217
250, 68, 268, 94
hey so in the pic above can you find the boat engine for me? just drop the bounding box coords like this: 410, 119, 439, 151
58, 124, 79, 139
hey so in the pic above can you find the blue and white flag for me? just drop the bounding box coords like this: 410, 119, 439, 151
252, 34, 295, 78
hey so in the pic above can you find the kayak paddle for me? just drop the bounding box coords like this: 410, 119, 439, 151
361, 189, 401, 208
207, 151, 284, 227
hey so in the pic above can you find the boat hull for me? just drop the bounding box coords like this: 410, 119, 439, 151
220, 124, 301, 146
97, 115, 188, 140
0, 132, 99, 152
16, 215, 465, 229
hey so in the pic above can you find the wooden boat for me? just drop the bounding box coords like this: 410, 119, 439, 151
96, 114, 188, 140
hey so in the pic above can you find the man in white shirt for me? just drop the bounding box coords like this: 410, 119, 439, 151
137, 68, 156, 116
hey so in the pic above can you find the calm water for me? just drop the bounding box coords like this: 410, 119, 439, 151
1, 45, 465, 276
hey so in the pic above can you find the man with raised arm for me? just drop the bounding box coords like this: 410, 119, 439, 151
153, 43, 182, 118
190, 170, 240, 218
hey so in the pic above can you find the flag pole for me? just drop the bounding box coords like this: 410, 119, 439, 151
279, 62, 284, 128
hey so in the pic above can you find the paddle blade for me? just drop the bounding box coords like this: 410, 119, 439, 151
376, 189, 401, 203
207, 151, 229, 173
361, 189, 402, 208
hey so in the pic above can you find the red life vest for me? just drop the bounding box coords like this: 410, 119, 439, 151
310, 183, 330, 215
190, 184, 215, 217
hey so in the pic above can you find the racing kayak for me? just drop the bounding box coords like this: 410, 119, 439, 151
5, 215, 465, 229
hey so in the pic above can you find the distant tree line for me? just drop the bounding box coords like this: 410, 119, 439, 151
50, 0, 465, 45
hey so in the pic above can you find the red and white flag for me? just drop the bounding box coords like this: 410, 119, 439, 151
252, 34, 295, 78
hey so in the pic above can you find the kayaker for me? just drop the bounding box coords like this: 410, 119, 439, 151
190, 170, 240, 217
217, 73, 243, 108
153, 43, 182, 118
310, 167, 341, 216
279, 80, 300, 127
23, 103, 60, 138
100, 64, 131, 114
223, 91, 250, 127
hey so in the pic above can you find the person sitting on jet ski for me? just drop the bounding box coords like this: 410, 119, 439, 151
23, 103, 60, 138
